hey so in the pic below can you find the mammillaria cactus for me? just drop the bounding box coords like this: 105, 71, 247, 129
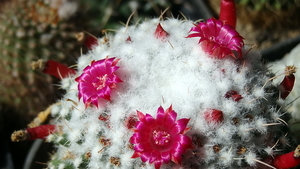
11, 0, 300, 169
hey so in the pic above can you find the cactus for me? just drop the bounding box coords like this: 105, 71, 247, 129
11, 0, 300, 169
0, 0, 84, 119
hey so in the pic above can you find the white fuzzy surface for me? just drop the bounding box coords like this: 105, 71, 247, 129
48, 18, 290, 169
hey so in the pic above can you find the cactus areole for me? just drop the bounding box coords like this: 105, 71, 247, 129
12, 0, 299, 169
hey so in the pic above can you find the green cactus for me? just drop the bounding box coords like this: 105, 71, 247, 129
0, 0, 87, 120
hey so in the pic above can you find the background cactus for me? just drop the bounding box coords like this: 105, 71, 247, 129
42, 16, 298, 168
0, 0, 83, 120
0, 0, 89, 168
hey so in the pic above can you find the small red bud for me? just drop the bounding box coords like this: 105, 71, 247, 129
11, 125, 57, 142
126, 36, 132, 43
219, 0, 237, 28
272, 145, 300, 169
278, 66, 297, 99
84, 35, 98, 50
43, 60, 77, 79
98, 114, 110, 122
76, 32, 98, 50
224, 90, 243, 102
154, 23, 169, 40
204, 109, 224, 124
126, 115, 138, 129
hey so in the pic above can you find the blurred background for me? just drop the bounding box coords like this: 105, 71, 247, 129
0, 0, 299, 168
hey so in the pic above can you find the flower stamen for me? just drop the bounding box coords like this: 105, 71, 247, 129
152, 130, 171, 146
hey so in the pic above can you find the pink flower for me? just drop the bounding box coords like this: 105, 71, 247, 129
75, 57, 122, 107
130, 105, 193, 169
187, 18, 244, 59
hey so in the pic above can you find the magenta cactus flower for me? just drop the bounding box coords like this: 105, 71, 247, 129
75, 57, 122, 107
130, 106, 193, 169
187, 18, 244, 59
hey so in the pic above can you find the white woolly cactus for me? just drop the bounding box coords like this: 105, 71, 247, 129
11, 0, 300, 169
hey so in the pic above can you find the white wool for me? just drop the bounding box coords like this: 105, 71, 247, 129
73, 157, 82, 168
58, 163, 65, 169
219, 148, 234, 166
245, 151, 258, 166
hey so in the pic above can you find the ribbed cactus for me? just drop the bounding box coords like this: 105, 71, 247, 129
11, 0, 300, 169
0, 0, 83, 118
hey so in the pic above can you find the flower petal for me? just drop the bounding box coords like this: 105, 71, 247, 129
171, 118, 190, 134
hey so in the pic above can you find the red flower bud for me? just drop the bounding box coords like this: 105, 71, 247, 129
272, 145, 300, 169
224, 90, 243, 102
219, 0, 237, 28
11, 125, 57, 142
154, 23, 169, 40
84, 35, 98, 50
126, 115, 138, 129
204, 109, 224, 124
278, 66, 297, 99
43, 60, 76, 79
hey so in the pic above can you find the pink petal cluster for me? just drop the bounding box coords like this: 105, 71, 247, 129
75, 57, 122, 107
130, 106, 192, 169
187, 18, 244, 59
